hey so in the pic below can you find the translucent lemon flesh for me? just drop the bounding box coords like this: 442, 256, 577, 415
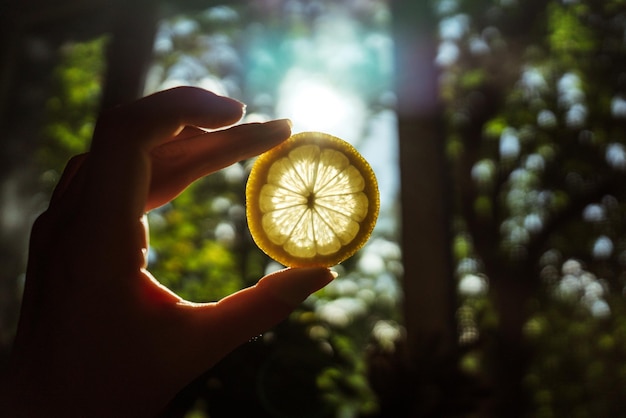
246, 132, 379, 267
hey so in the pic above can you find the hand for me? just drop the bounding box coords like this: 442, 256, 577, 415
0, 87, 335, 417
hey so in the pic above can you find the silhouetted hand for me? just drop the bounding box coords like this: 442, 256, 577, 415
0, 87, 334, 417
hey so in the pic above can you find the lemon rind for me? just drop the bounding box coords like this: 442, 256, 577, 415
246, 131, 380, 268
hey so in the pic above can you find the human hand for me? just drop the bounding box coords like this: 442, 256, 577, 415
0, 87, 335, 417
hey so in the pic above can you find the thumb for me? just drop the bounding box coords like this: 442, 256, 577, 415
182, 267, 336, 366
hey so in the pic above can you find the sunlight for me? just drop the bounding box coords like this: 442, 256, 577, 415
276, 69, 366, 141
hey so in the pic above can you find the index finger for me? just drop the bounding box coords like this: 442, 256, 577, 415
147, 119, 292, 210
82, 87, 244, 244
92, 87, 245, 155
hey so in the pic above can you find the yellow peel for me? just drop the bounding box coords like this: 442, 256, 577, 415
246, 131, 379, 267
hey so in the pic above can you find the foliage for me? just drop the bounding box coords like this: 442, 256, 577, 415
147, 170, 247, 302
439, 0, 626, 414
39, 37, 107, 180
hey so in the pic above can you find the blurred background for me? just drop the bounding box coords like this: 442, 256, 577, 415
1, 0, 626, 417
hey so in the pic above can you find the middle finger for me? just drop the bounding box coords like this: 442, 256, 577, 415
146, 119, 292, 211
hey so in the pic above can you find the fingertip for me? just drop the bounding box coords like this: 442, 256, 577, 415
205, 94, 246, 127
150, 86, 247, 129
258, 267, 336, 308
262, 118, 292, 139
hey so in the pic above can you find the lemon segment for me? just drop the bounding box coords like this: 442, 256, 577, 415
246, 131, 379, 267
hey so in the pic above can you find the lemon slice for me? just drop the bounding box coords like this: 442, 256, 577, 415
246, 131, 379, 267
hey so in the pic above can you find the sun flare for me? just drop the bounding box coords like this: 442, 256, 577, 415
276, 69, 365, 140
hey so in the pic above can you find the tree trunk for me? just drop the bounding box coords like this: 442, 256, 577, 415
391, 1, 460, 416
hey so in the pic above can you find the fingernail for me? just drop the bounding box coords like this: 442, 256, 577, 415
219, 94, 245, 108
253, 119, 292, 146
266, 119, 292, 135
260, 267, 335, 308
218, 97, 246, 121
